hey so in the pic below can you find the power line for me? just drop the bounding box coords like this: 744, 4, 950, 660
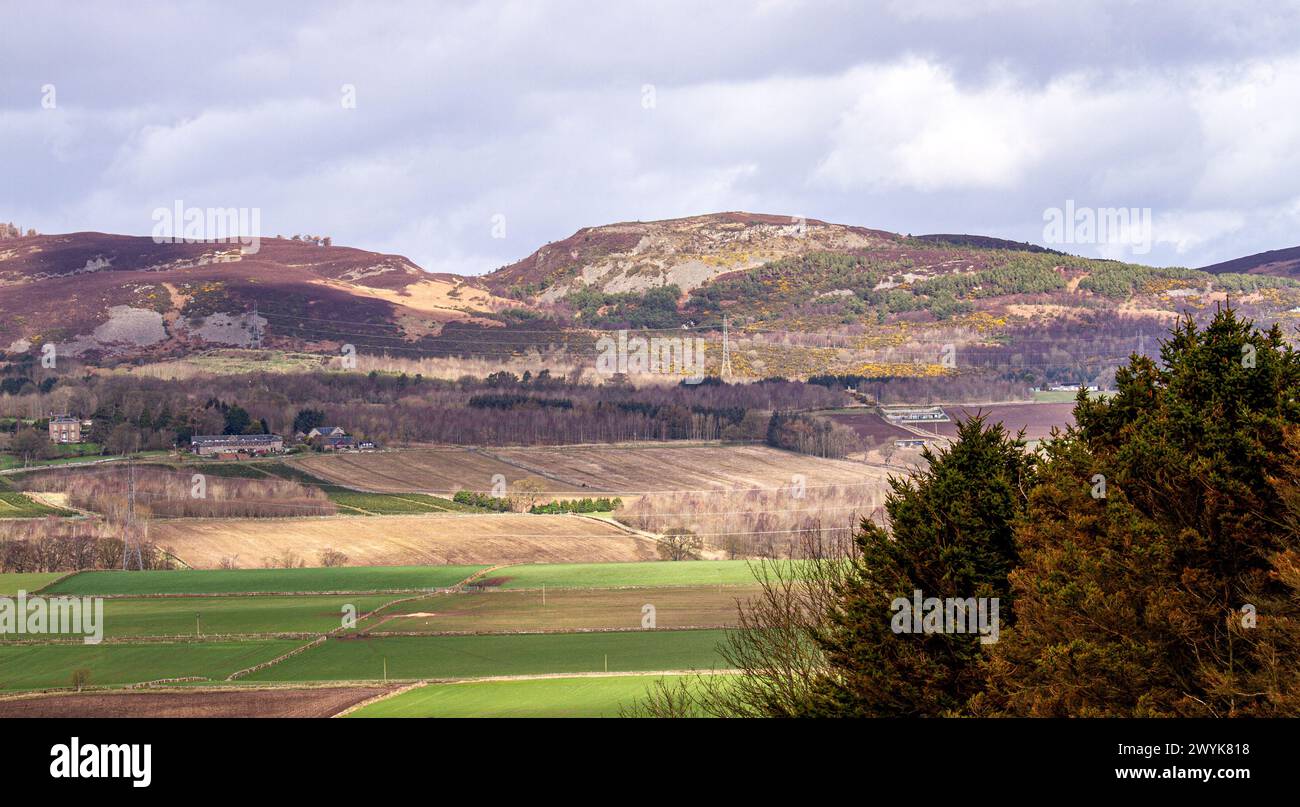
121, 455, 144, 570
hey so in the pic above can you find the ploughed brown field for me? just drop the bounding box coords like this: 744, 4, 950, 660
0, 686, 393, 718
152, 513, 658, 569
293, 447, 571, 494
937, 402, 1075, 441
294, 443, 884, 496
827, 402, 1076, 444
824, 411, 923, 442
366, 586, 762, 634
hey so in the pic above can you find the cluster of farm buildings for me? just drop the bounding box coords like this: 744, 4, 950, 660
45, 415, 373, 458
190, 426, 374, 457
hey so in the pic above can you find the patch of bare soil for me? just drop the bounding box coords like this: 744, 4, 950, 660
0, 686, 394, 718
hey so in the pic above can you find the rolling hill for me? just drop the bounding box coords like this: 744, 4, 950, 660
3, 214, 1298, 372
0, 232, 510, 361
482, 212, 1300, 338
1199, 245, 1300, 278
482, 212, 896, 300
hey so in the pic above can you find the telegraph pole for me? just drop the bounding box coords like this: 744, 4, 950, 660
251, 301, 263, 349
122, 456, 135, 570
720, 316, 733, 379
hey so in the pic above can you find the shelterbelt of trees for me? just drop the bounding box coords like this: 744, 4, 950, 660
638, 307, 1300, 718
0, 368, 856, 452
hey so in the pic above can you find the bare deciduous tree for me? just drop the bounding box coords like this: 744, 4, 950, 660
11, 429, 48, 464
265, 548, 305, 569
508, 477, 547, 512
318, 547, 348, 567
629, 530, 856, 717
70, 668, 92, 692
657, 527, 703, 561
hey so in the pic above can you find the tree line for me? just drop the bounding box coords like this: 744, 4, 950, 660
0, 366, 842, 452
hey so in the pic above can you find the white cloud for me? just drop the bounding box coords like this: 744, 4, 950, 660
1153, 210, 1247, 255
815, 61, 1047, 191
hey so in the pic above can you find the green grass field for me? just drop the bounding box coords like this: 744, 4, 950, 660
185, 460, 328, 485
182, 462, 274, 480
489, 560, 772, 589
0, 448, 170, 471
0, 491, 77, 518
1, 562, 760, 702
44, 565, 487, 596
0, 443, 103, 471
325, 490, 469, 515
348, 674, 709, 717
0, 641, 302, 691
247, 629, 732, 683
89, 594, 401, 638
0, 572, 67, 595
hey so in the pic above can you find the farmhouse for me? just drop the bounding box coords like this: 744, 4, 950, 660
47, 415, 83, 444
305, 425, 372, 451
190, 434, 284, 456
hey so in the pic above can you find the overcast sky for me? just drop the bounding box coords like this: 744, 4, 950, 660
3, 0, 1299, 274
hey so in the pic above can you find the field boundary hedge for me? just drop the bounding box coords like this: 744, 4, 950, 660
128, 676, 209, 688
226, 637, 325, 681
28, 569, 84, 595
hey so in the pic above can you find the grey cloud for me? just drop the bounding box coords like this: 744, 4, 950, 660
1, 0, 1299, 273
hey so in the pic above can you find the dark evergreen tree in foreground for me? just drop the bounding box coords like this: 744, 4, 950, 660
805, 416, 1034, 716
981, 307, 1300, 716
633, 415, 1035, 717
